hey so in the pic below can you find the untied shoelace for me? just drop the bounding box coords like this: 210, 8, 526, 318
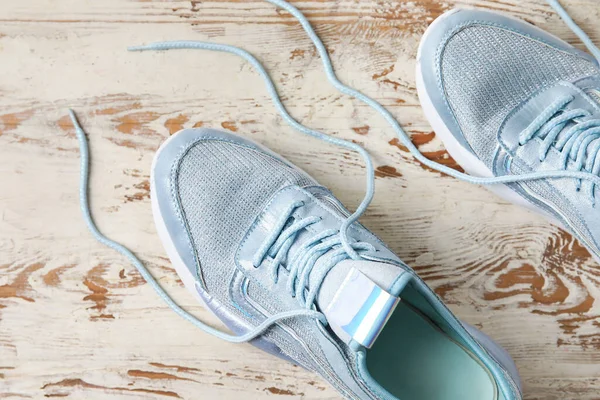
69, 0, 600, 344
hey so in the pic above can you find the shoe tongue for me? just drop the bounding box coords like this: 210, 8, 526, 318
315, 259, 412, 348
295, 186, 413, 347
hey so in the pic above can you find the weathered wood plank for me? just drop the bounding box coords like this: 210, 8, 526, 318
1, 0, 600, 399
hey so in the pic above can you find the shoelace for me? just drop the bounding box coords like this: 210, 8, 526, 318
547, 0, 600, 62
70, 110, 326, 342
253, 201, 375, 307
519, 94, 600, 204
71, 0, 600, 344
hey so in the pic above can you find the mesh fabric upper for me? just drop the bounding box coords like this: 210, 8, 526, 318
174, 139, 367, 395
440, 24, 599, 166
176, 139, 315, 295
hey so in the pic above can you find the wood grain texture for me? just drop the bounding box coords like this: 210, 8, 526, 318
1, 0, 600, 399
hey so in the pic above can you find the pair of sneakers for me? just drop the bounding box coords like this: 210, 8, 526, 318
71, 1, 600, 399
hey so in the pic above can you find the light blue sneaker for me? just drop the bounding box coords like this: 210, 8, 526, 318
149, 127, 522, 400
416, 7, 600, 263
68, 1, 531, 398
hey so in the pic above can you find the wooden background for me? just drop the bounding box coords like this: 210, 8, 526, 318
1, 0, 600, 398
